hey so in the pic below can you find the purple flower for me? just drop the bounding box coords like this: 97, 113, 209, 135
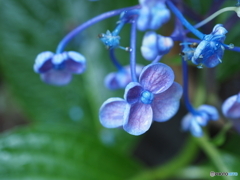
222, 93, 240, 119
182, 105, 219, 137
34, 51, 86, 86
104, 64, 143, 90
99, 63, 183, 135
192, 24, 228, 68
141, 31, 174, 61
137, 0, 170, 31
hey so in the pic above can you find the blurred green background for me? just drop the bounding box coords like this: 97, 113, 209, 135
0, 0, 240, 180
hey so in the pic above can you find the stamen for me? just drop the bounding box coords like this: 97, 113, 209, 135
189, 42, 198, 48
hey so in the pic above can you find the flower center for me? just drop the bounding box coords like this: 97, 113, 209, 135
140, 90, 154, 104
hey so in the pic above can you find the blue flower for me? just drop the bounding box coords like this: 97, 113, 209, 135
104, 64, 143, 90
99, 63, 183, 135
182, 105, 219, 137
222, 93, 240, 119
192, 24, 228, 68
141, 31, 174, 61
34, 51, 86, 86
137, 0, 170, 31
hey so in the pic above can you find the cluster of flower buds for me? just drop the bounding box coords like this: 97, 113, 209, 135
34, 0, 240, 136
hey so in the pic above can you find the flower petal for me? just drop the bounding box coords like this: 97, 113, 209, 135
104, 65, 143, 90
212, 24, 228, 36
191, 24, 227, 68
157, 35, 173, 55
52, 52, 67, 65
181, 113, 192, 131
124, 82, 143, 104
104, 72, 120, 90
137, 7, 150, 31
182, 114, 203, 137
65, 51, 86, 74
222, 94, 240, 119
40, 70, 72, 86
99, 98, 128, 128
139, 63, 174, 94
141, 31, 158, 61
150, 3, 170, 30
34, 51, 54, 73
198, 105, 219, 121
151, 82, 182, 122
190, 120, 203, 137
123, 102, 152, 135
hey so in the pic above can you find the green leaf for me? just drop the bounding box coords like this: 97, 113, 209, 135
0, 123, 141, 180
221, 133, 240, 158
0, 0, 138, 152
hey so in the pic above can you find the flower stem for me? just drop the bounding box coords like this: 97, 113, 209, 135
166, 1, 204, 39
56, 5, 139, 53
129, 136, 198, 180
195, 134, 233, 180
130, 18, 137, 82
181, 57, 198, 115
194, 7, 238, 29
109, 49, 123, 70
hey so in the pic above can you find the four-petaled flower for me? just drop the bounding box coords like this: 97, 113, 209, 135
192, 24, 228, 68
137, 0, 170, 31
99, 63, 183, 135
104, 64, 143, 90
34, 51, 86, 86
182, 105, 219, 137
141, 31, 174, 61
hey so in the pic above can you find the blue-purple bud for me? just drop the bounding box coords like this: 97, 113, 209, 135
141, 31, 173, 61
192, 24, 227, 68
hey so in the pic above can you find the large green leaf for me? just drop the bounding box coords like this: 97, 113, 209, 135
0, 123, 141, 180
0, 0, 138, 152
